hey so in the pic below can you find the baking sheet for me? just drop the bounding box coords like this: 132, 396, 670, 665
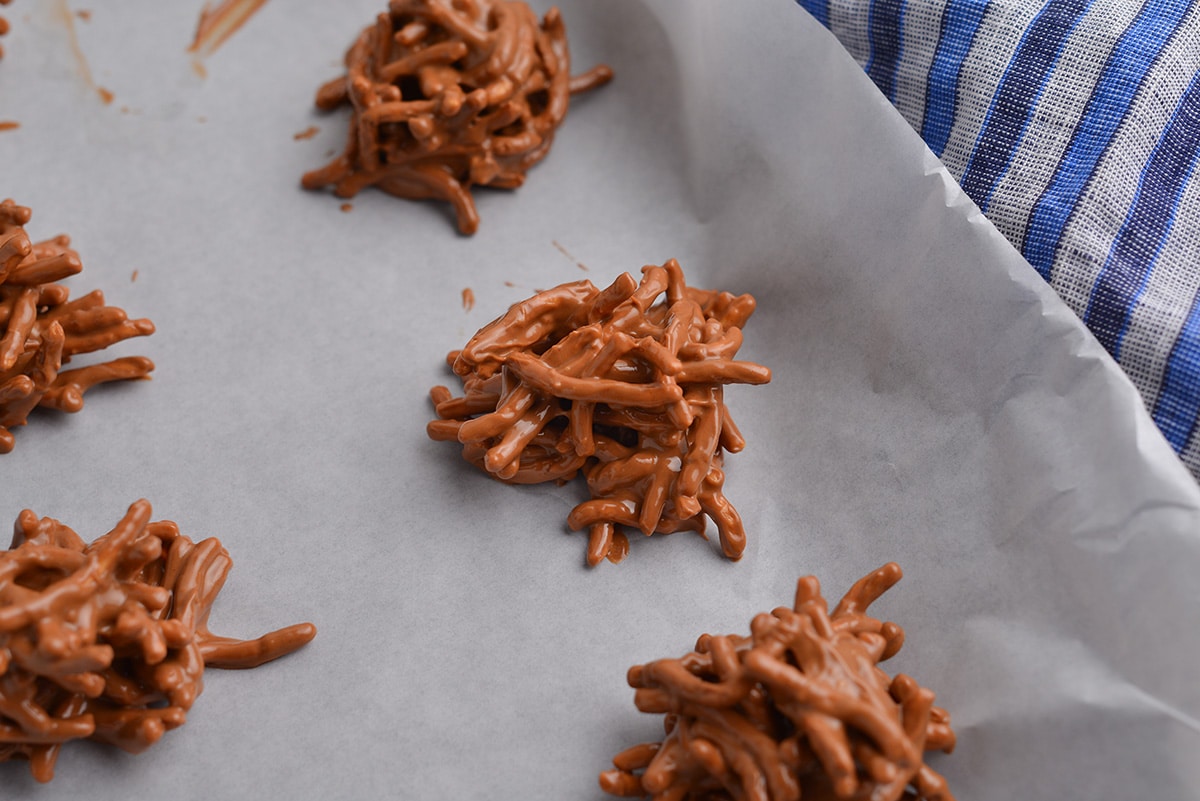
2, 0, 1200, 798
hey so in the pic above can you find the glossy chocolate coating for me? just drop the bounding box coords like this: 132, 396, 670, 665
0, 500, 316, 783
0, 200, 154, 453
428, 259, 771, 564
599, 563, 956, 801
301, 0, 612, 234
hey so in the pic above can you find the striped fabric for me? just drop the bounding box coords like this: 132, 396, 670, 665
797, 0, 1200, 478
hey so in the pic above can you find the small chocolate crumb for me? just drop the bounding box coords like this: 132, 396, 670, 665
339, 202, 353, 213
130, 269, 138, 282
293, 125, 319, 141
75, 8, 90, 21
462, 287, 475, 311
0, 0, 13, 61
55, 0, 110, 105
0, 121, 18, 132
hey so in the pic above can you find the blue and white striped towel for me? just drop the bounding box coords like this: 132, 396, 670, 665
796, 0, 1200, 478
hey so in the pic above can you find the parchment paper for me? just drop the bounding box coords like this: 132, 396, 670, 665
1, 0, 1198, 798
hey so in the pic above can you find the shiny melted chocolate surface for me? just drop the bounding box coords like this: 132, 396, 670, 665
0, 500, 316, 783
302, 0, 611, 234
600, 564, 956, 801
0, 200, 154, 453
429, 259, 770, 564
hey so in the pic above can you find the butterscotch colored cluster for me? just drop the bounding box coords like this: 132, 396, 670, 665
301, 0, 612, 234
0, 500, 317, 782
600, 563, 956, 801
428, 259, 771, 565
0, 200, 154, 453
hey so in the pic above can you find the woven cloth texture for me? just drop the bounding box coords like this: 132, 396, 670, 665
796, 0, 1200, 478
